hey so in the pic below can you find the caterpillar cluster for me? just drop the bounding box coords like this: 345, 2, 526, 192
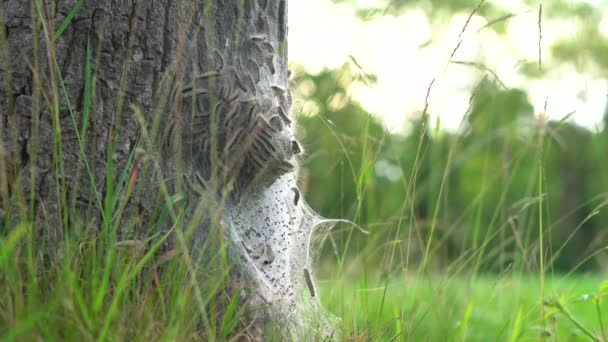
166, 37, 303, 196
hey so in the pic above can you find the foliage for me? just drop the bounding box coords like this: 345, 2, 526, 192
291, 61, 608, 339
294, 65, 608, 273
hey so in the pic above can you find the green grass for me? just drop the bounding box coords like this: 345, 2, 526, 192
320, 275, 608, 341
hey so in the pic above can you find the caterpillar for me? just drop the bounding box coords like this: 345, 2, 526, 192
303, 268, 316, 298
291, 187, 300, 206
291, 140, 302, 155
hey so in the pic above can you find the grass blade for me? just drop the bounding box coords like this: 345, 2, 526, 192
52, 0, 85, 42
81, 38, 92, 138
220, 288, 242, 339
509, 306, 523, 342
0, 223, 28, 264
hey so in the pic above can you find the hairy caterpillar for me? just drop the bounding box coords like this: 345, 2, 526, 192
291, 187, 300, 206
291, 140, 302, 155
303, 268, 316, 297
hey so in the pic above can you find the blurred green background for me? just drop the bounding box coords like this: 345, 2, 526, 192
295, 67, 608, 274
288, 2, 608, 338
290, 0, 608, 275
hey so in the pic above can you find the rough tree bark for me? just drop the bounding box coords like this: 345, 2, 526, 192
1, 0, 339, 339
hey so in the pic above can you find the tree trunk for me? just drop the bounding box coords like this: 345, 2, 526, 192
1, 0, 338, 339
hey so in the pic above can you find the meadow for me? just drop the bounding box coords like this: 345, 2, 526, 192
319, 275, 607, 341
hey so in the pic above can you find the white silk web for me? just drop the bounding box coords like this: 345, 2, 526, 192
225, 173, 348, 339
